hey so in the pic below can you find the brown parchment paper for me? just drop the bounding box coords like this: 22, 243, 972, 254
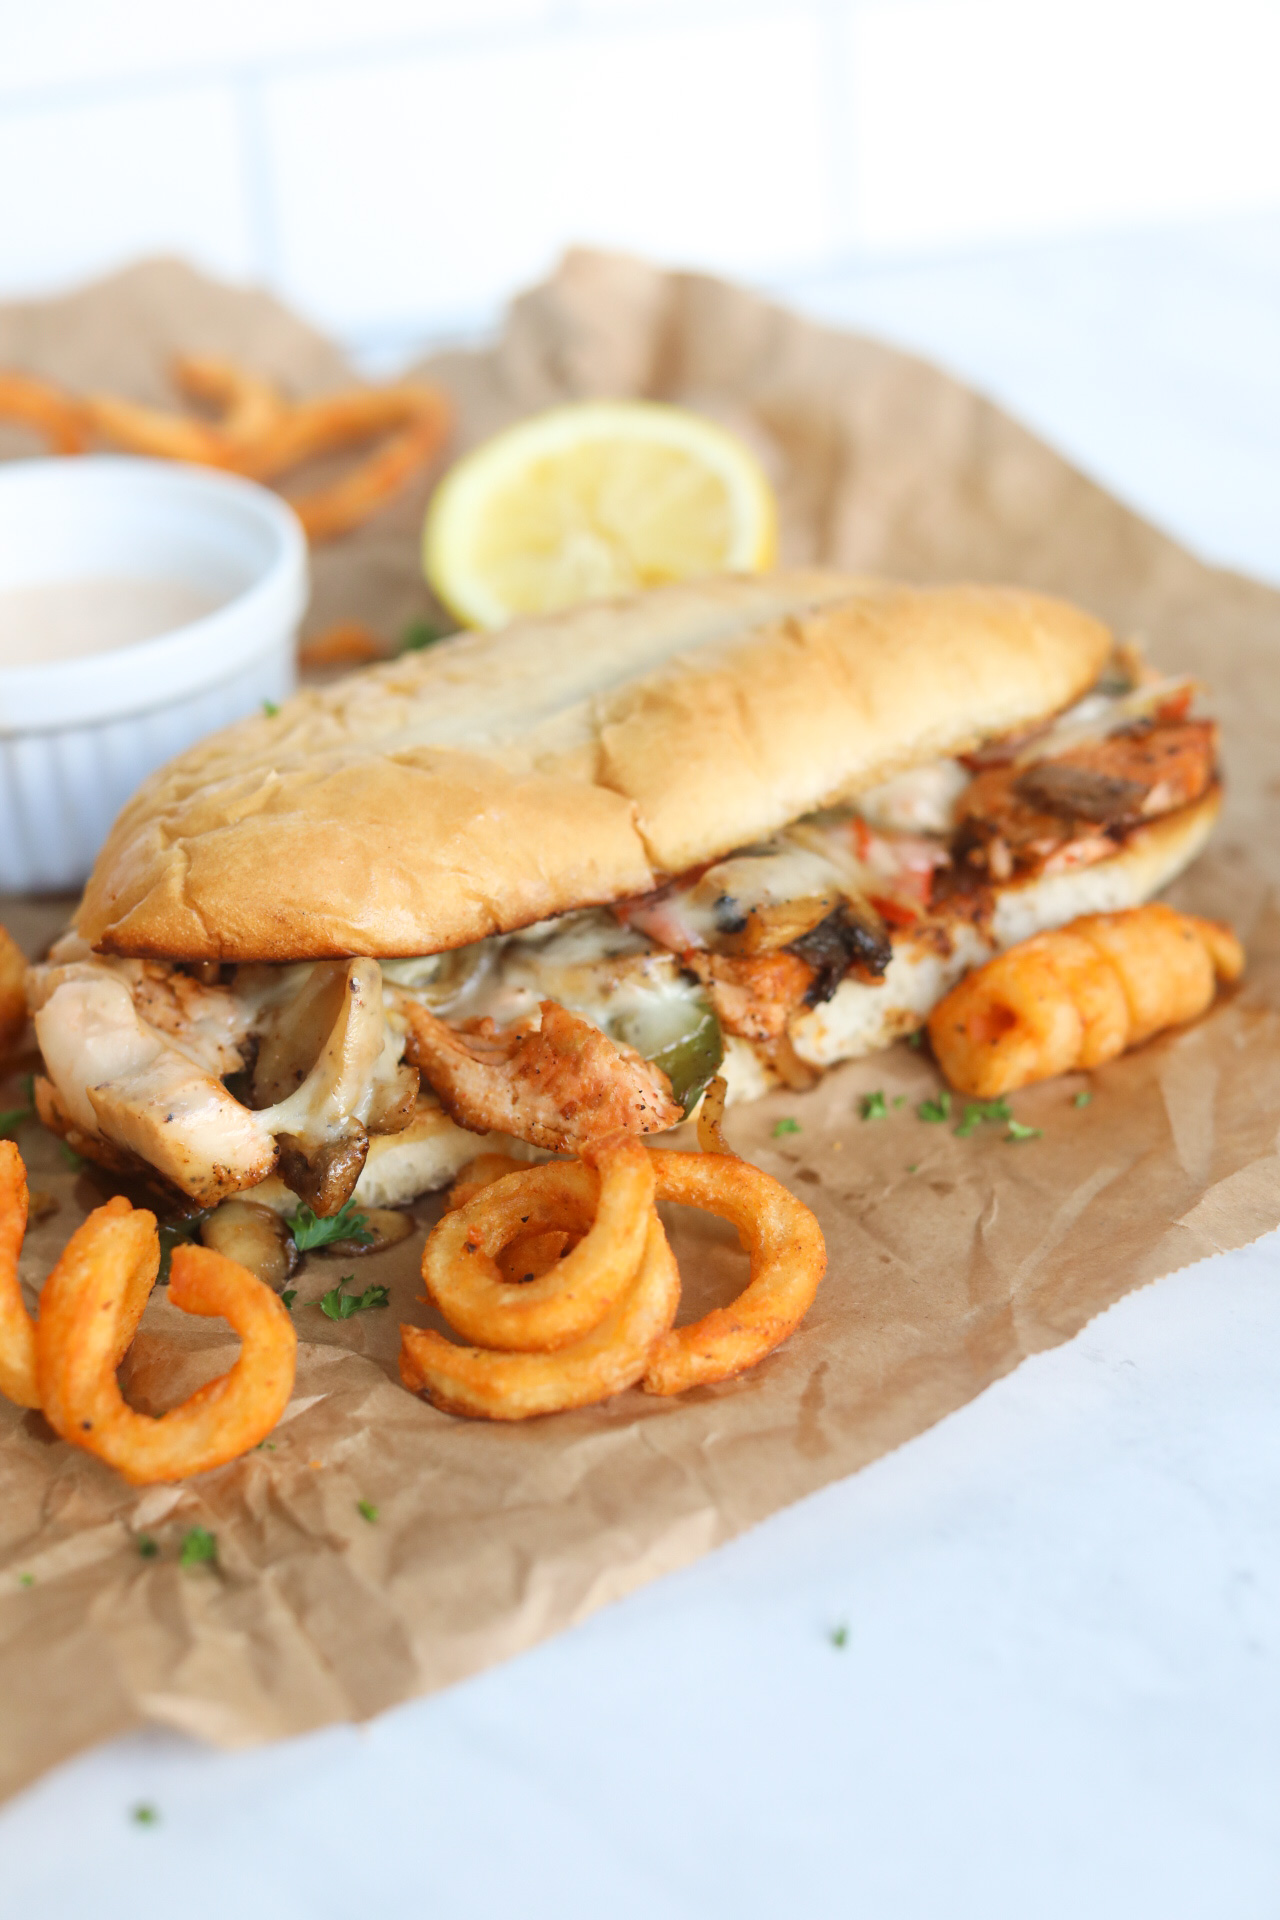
1, 249, 1278, 1804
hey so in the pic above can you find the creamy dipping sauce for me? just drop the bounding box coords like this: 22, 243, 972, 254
0, 575, 224, 668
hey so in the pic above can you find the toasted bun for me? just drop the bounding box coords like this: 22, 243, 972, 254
80, 572, 1112, 963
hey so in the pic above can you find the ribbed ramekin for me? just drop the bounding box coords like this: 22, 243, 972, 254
0, 457, 308, 892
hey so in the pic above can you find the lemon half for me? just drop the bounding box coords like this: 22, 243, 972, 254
423, 400, 777, 629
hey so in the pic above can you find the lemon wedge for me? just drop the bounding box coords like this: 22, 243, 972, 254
422, 400, 777, 628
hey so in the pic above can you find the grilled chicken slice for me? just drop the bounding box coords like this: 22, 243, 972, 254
33, 967, 275, 1206
399, 997, 681, 1152
955, 718, 1216, 880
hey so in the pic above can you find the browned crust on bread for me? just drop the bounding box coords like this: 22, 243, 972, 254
79, 572, 1112, 962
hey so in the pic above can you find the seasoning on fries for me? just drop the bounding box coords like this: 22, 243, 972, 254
402, 1120, 828, 1422
0, 1144, 297, 1483
927, 903, 1244, 1099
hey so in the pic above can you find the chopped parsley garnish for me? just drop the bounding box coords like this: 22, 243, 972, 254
319, 1275, 390, 1320
906, 1163, 918, 1174
261, 699, 280, 717
178, 1526, 217, 1569
954, 1097, 1011, 1138
131, 1803, 159, 1827
917, 1090, 952, 1124
136, 1535, 159, 1559
287, 1196, 373, 1252
58, 1142, 84, 1170
0, 1101, 32, 1137
829, 1623, 849, 1648
1074, 1089, 1093, 1108
859, 1091, 888, 1121
281, 1288, 297, 1310
1006, 1119, 1042, 1142
892, 1095, 906, 1108
401, 618, 448, 653
771, 1117, 802, 1138
906, 1030, 924, 1050
17, 1571, 34, 1588
357, 1500, 379, 1523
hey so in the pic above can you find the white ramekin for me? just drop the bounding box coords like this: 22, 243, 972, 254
0, 456, 308, 892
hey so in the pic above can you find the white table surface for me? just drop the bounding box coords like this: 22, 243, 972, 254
5, 211, 1280, 1918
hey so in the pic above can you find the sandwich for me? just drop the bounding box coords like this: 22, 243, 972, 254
27, 571, 1220, 1220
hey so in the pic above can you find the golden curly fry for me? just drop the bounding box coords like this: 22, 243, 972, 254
0, 1141, 37, 1409
296, 620, 386, 669
928, 903, 1245, 1099
407, 1136, 827, 1417
400, 1212, 679, 1421
0, 371, 88, 452
36, 1206, 295, 1486
45, 363, 450, 545
643, 1152, 827, 1396
171, 354, 288, 447
83, 393, 234, 466
445, 1153, 528, 1212
0, 923, 28, 1058
424, 1136, 655, 1352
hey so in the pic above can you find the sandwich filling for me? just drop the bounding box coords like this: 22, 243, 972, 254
28, 661, 1217, 1213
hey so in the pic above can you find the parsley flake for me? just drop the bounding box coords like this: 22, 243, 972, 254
906, 1030, 924, 1050
136, 1535, 159, 1559
287, 1197, 373, 1253
58, 1142, 84, 1170
261, 699, 280, 717
892, 1095, 906, 1108
829, 1623, 849, 1648
357, 1499, 379, 1523
0, 1102, 32, 1138
917, 1090, 952, 1124
131, 1803, 159, 1827
17, 1571, 34, 1588
859, 1091, 888, 1121
281, 1289, 297, 1310
1074, 1089, 1093, 1108
954, 1097, 1011, 1138
319, 1275, 390, 1321
1006, 1119, 1042, 1142
179, 1526, 217, 1569
771, 1117, 801, 1138
906, 1163, 918, 1174
401, 618, 449, 653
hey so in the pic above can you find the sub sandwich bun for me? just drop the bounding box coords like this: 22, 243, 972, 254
28, 572, 1221, 1217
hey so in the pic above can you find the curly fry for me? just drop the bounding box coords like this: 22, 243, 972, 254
297, 621, 386, 669
287, 397, 451, 543
36, 1209, 295, 1486
0, 1141, 37, 1409
83, 393, 235, 466
0, 371, 88, 453
170, 354, 288, 448
0, 923, 28, 1058
445, 1153, 528, 1212
423, 1136, 655, 1352
235, 386, 448, 482
643, 1152, 827, 1396
401, 1213, 679, 1421
928, 903, 1244, 1098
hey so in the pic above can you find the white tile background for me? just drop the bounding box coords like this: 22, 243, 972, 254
1, 0, 1278, 360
